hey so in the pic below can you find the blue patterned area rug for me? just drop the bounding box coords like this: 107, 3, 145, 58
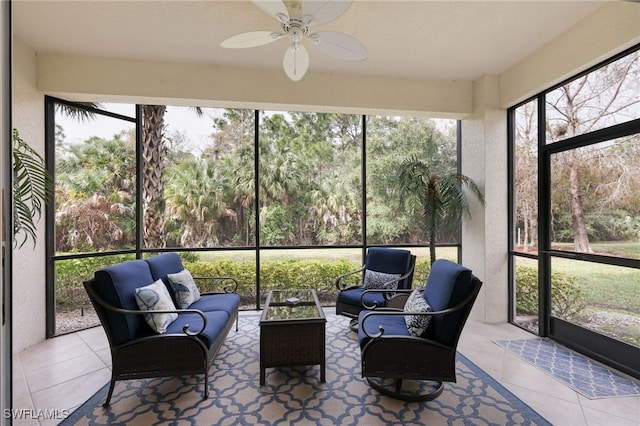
63, 315, 550, 425
496, 338, 640, 399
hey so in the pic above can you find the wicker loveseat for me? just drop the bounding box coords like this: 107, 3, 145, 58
83, 252, 240, 406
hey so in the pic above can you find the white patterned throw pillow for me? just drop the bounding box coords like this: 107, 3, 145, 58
404, 288, 432, 337
362, 269, 401, 290
134, 279, 178, 334
167, 268, 201, 309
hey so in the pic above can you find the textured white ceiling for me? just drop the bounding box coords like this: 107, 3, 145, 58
13, 0, 606, 81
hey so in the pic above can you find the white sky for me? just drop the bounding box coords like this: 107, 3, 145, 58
56, 104, 219, 148
56, 103, 457, 151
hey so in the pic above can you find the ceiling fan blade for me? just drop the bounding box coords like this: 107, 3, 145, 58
221, 31, 282, 48
251, 0, 289, 23
283, 43, 309, 81
310, 31, 367, 61
303, 0, 353, 26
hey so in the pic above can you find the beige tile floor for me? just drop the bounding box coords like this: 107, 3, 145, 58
11, 310, 640, 426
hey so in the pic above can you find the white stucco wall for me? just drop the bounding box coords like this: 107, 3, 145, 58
36, 54, 473, 119
12, 39, 46, 352
461, 75, 509, 324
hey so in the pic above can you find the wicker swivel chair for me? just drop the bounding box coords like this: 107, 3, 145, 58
358, 259, 482, 401
335, 247, 416, 330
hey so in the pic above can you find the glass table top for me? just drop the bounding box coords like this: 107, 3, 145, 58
262, 289, 323, 321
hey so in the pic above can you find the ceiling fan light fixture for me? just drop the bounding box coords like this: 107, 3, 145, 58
221, 0, 367, 81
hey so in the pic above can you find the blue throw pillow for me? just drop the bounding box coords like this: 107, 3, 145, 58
134, 279, 178, 333
404, 288, 432, 337
167, 268, 201, 309
363, 269, 401, 290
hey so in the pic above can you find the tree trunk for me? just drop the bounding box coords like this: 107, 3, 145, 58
530, 215, 538, 249
569, 161, 592, 253
429, 229, 437, 266
523, 215, 529, 252
142, 105, 167, 248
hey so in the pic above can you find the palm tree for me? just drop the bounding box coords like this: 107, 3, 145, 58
142, 105, 167, 248
142, 105, 203, 248
398, 155, 484, 265
165, 158, 235, 247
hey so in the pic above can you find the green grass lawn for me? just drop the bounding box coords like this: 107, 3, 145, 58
519, 242, 640, 313
553, 241, 640, 259
551, 258, 640, 313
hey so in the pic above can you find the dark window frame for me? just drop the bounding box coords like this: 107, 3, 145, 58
45, 97, 463, 336
508, 43, 640, 379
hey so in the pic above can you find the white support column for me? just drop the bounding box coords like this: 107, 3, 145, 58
12, 40, 46, 352
461, 75, 509, 324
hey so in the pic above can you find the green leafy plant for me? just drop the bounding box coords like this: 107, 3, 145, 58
13, 129, 52, 248
515, 265, 586, 320
398, 154, 484, 265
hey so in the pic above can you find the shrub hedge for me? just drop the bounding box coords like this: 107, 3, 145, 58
55, 253, 136, 310
56, 255, 435, 311
515, 265, 586, 319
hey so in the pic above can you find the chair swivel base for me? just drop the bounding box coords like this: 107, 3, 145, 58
349, 318, 359, 332
366, 377, 444, 402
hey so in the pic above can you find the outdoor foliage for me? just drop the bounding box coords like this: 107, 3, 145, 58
515, 50, 640, 254
511, 49, 640, 348
55, 134, 136, 251
56, 257, 361, 311
55, 255, 435, 312
53, 110, 459, 253
515, 266, 586, 320
55, 253, 136, 309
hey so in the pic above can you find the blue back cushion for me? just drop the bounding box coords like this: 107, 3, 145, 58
94, 259, 155, 345
365, 247, 413, 289
146, 252, 184, 283
423, 259, 473, 345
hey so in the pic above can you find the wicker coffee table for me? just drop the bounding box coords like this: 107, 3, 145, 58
259, 289, 326, 385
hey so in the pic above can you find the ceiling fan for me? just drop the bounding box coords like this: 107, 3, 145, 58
221, 0, 367, 81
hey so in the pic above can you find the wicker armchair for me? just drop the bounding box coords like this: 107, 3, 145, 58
357, 259, 482, 401
335, 247, 416, 330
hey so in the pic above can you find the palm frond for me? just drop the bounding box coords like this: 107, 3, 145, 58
55, 102, 103, 122
13, 129, 53, 249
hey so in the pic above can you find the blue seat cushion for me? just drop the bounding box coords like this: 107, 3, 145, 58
357, 310, 410, 349
337, 288, 386, 310
189, 293, 241, 317
422, 259, 473, 346
166, 310, 230, 349
94, 259, 155, 345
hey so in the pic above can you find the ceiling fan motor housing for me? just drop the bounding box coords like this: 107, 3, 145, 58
282, 18, 309, 43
